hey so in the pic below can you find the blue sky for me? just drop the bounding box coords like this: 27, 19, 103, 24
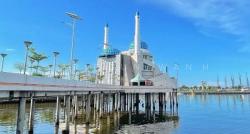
0, 0, 250, 86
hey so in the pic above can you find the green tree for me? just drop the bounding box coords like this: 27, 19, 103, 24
14, 63, 24, 74
29, 49, 47, 74
39, 66, 49, 76
58, 64, 70, 78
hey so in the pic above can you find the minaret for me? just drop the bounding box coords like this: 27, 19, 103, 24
104, 24, 109, 49
131, 11, 144, 86
134, 12, 140, 55
134, 12, 142, 75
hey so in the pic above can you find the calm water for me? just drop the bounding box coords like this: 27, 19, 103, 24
0, 94, 250, 134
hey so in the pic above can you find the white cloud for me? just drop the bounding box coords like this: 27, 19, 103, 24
143, 0, 250, 51
5, 48, 15, 52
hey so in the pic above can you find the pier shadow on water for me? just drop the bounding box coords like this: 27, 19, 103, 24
0, 93, 179, 134
56, 93, 179, 134
56, 109, 179, 134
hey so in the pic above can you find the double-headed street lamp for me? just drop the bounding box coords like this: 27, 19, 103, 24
53, 52, 60, 78
0, 53, 7, 72
24, 41, 32, 75
65, 12, 81, 80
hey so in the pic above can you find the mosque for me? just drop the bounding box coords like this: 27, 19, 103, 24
96, 12, 177, 88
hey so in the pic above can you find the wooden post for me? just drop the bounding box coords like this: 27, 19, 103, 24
16, 97, 26, 134
86, 93, 91, 124
120, 93, 124, 111
129, 93, 132, 124
28, 97, 35, 134
159, 93, 163, 115
55, 96, 60, 126
74, 95, 78, 119
117, 92, 120, 111
96, 94, 100, 112
62, 95, 70, 134
99, 92, 103, 118
83, 95, 86, 112
152, 93, 156, 123
145, 93, 151, 120
172, 90, 175, 115
112, 93, 117, 111
135, 93, 139, 115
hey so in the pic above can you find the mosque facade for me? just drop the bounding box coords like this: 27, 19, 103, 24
96, 12, 177, 88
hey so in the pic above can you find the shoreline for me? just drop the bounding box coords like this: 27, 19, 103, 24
179, 91, 250, 95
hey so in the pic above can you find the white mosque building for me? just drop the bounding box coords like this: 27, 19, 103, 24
96, 12, 176, 88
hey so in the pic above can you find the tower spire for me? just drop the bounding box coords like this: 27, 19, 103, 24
131, 11, 144, 86
134, 11, 140, 55
104, 24, 109, 49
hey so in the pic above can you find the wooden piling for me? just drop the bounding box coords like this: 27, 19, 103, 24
62, 95, 70, 134
16, 97, 26, 134
55, 96, 60, 126
28, 97, 35, 134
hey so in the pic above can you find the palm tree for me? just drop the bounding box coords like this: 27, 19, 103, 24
58, 64, 70, 79
14, 63, 24, 74
39, 66, 49, 76
29, 58, 35, 74
29, 51, 47, 74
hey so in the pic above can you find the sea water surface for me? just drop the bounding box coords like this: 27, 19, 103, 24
0, 94, 250, 134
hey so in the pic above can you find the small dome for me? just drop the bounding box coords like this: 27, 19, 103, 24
100, 47, 120, 56
129, 41, 148, 49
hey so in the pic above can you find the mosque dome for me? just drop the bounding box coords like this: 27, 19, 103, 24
129, 41, 148, 50
100, 47, 120, 56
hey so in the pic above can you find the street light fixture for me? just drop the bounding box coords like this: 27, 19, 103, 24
0, 53, 7, 72
65, 12, 81, 80
53, 52, 60, 78
24, 41, 32, 75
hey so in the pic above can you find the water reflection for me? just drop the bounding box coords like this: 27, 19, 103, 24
2, 94, 250, 134
0, 93, 179, 134
176, 94, 250, 134
56, 108, 177, 134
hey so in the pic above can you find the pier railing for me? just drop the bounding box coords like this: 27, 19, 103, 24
0, 72, 174, 98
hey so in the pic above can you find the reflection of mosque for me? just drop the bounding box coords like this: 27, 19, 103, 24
57, 94, 179, 134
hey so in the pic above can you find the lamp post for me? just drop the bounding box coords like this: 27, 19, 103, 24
86, 64, 90, 81
24, 41, 32, 75
73, 59, 79, 80
65, 12, 81, 80
48, 64, 53, 77
53, 52, 60, 78
0, 53, 7, 72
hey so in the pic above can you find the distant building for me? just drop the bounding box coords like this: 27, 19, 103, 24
96, 12, 176, 88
